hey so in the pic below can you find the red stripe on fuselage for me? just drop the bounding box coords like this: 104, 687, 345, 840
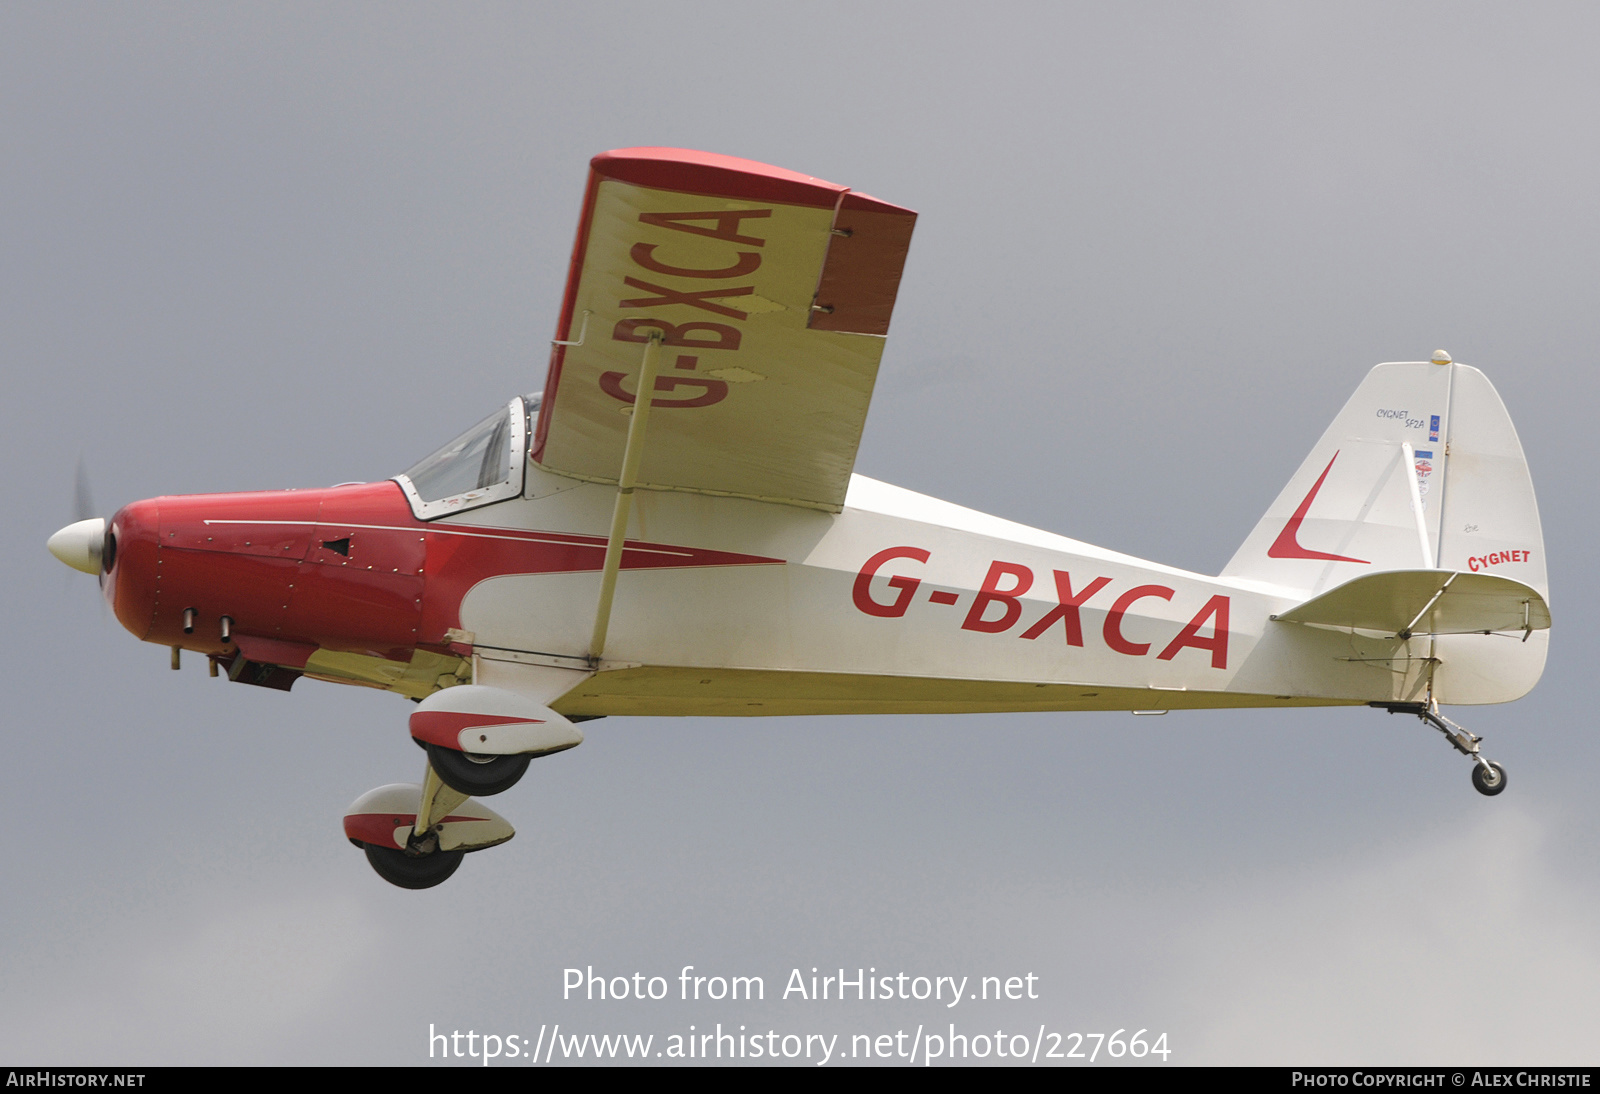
419, 510, 782, 639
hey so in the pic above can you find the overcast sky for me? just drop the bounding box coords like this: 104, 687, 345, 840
4, 2, 1599, 1066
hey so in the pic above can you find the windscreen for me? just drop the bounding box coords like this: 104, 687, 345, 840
402, 409, 511, 503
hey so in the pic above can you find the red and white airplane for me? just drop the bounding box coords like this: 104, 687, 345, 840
48, 149, 1550, 889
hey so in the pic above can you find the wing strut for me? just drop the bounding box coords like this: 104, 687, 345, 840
588, 331, 665, 664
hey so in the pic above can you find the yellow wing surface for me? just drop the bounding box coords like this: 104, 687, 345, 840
531, 148, 917, 512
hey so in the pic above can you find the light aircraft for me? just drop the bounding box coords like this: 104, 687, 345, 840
48, 149, 1550, 889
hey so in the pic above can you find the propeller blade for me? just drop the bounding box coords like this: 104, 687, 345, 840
74, 458, 95, 523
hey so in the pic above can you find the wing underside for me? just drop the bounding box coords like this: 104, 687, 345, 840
532, 148, 917, 513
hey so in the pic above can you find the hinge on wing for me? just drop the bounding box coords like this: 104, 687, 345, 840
551, 310, 592, 348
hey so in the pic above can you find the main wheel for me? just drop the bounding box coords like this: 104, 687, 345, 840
1471, 761, 1508, 797
425, 741, 531, 796
363, 843, 464, 890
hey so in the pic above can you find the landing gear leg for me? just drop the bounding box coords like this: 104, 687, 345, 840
415, 762, 470, 840
1372, 701, 1507, 797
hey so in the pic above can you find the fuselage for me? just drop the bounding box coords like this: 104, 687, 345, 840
103, 460, 1534, 717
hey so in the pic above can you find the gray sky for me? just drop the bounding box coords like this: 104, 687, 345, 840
4, 2, 1599, 1065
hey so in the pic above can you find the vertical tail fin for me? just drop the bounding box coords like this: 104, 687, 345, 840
1222, 359, 1547, 600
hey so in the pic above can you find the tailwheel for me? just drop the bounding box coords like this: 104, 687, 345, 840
1471, 761, 1508, 797
362, 843, 464, 890
1372, 701, 1509, 798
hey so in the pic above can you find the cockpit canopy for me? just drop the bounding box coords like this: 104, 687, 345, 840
393, 393, 540, 520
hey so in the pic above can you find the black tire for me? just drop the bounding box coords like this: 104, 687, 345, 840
425, 741, 531, 796
1471, 761, 1508, 797
363, 843, 464, 890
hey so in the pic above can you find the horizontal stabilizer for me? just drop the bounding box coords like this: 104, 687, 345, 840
1272, 570, 1550, 637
